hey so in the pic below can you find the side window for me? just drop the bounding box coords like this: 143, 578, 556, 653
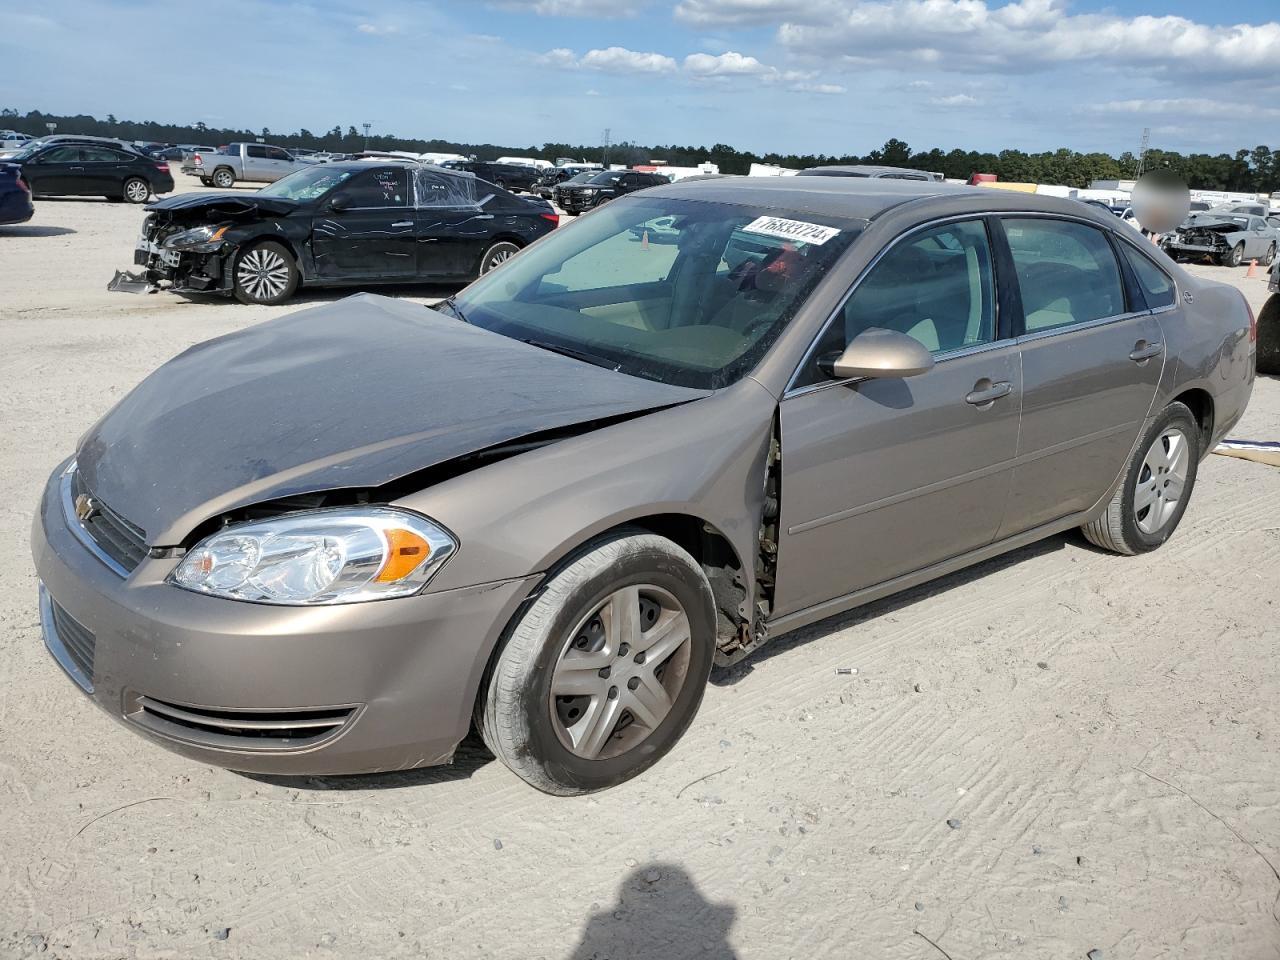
245, 145, 268, 159
1003, 218, 1126, 332
266, 147, 291, 161
41, 147, 81, 163
415, 170, 474, 207
798, 219, 996, 386
1119, 244, 1176, 309
80, 147, 121, 162
335, 168, 409, 207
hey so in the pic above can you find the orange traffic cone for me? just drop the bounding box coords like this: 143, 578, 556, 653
1246, 258, 1259, 278
641, 230, 649, 250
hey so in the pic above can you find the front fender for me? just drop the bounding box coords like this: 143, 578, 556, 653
398, 379, 777, 604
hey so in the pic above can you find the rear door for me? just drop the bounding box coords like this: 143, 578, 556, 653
413, 170, 505, 279
774, 217, 1022, 616
994, 216, 1164, 537
79, 146, 130, 195
311, 166, 417, 280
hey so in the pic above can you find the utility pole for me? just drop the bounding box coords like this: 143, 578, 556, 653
362, 122, 371, 151
602, 128, 611, 169
1134, 127, 1150, 180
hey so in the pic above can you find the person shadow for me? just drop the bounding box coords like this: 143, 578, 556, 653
567, 863, 737, 960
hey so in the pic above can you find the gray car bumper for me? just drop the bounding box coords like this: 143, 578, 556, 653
31, 465, 538, 776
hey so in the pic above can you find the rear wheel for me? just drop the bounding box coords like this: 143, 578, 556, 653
1081, 402, 1200, 555
199, 177, 213, 187
232, 241, 299, 305
478, 531, 716, 795
1221, 242, 1245, 267
211, 167, 235, 189
1262, 243, 1276, 268
1257, 294, 1280, 375
123, 177, 151, 203
479, 241, 521, 275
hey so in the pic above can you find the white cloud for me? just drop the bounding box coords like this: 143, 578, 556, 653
581, 46, 679, 73
537, 47, 578, 67
684, 51, 772, 76
356, 23, 399, 35
932, 93, 980, 106
777, 0, 1280, 77
1091, 97, 1280, 120
675, 0, 822, 26
491, 0, 639, 16
792, 81, 846, 95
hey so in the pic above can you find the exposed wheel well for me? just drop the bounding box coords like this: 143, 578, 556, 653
1169, 388, 1214, 448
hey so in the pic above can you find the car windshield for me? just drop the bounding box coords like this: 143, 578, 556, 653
258, 166, 357, 200
447, 196, 861, 389
7, 144, 41, 161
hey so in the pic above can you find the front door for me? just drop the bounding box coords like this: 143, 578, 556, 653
994, 216, 1164, 537
774, 218, 1022, 617
312, 167, 417, 281
25, 146, 82, 195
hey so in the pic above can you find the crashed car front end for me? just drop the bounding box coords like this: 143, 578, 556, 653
1160, 217, 1245, 258
120, 214, 233, 294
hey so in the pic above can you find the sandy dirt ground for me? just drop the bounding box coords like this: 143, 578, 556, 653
1, 176, 1278, 960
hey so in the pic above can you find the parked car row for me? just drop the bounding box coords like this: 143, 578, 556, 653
0, 136, 174, 203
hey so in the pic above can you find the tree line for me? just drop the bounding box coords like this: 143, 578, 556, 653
4, 107, 1277, 194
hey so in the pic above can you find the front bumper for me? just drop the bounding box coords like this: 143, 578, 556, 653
130, 239, 230, 294
32, 463, 539, 775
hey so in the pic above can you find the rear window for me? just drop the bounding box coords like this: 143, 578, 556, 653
1003, 218, 1127, 332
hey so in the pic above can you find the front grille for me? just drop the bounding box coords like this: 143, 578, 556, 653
50, 599, 96, 684
129, 696, 358, 751
71, 471, 148, 573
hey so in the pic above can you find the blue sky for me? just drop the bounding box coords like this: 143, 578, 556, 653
4, 0, 1279, 158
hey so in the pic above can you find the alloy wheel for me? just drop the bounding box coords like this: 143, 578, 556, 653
549, 584, 692, 761
237, 248, 291, 302
1133, 427, 1189, 535
482, 244, 519, 274
124, 179, 149, 202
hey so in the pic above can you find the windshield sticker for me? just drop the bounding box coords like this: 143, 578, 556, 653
742, 216, 840, 246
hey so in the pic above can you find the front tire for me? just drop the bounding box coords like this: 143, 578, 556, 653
1262, 243, 1276, 268
479, 240, 521, 275
123, 177, 151, 204
1221, 242, 1244, 267
1081, 402, 1200, 555
232, 241, 299, 305
478, 531, 716, 795
211, 167, 235, 189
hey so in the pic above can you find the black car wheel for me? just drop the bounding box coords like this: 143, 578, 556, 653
1258, 294, 1280, 375
478, 530, 716, 795
123, 177, 151, 204
199, 177, 213, 187
232, 241, 299, 305
1221, 242, 1245, 268
479, 241, 521, 275
1262, 243, 1276, 268
211, 168, 235, 189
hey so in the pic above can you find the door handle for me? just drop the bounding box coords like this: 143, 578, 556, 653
391, 221, 413, 228
965, 381, 1012, 405
1129, 341, 1163, 362
70, 166, 84, 171
472, 214, 495, 220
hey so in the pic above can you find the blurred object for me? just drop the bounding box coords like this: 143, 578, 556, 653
1212, 440, 1280, 467
1132, 170, 1189, 235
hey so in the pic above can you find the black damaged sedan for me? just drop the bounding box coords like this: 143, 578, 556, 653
120, 161, 559, 305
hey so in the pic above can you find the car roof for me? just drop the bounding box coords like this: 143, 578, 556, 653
644, 175, 1109, 223
800, 164, 933, 177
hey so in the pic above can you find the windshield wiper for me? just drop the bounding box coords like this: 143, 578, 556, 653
519, 338, 620, 371
435, 296, 469, 323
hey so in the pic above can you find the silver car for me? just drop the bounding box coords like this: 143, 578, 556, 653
1162, 209, 1280, 267
33, 178, 1255, 794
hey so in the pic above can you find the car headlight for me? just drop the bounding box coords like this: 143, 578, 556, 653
164, 224, 230, 252
169, 507, 457, 605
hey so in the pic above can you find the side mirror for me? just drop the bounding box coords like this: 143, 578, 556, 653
328, 194, 351, 212
820, 328, 934, 381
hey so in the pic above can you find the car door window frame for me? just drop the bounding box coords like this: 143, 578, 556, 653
1113, 235, 1180, 315
990, 213, 1154, 343
785, 213, 1013, 398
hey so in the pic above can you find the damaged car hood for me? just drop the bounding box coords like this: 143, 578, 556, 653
76, 294, 709, 544
145, 191, 299, 219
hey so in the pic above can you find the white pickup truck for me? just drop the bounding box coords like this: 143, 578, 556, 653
184, 143, 307, 188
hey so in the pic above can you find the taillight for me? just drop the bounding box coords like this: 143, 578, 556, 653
194, 155, 203, 166
540, 212, 559, 226
16, 175, 29, 194
155, 162, 170, 172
